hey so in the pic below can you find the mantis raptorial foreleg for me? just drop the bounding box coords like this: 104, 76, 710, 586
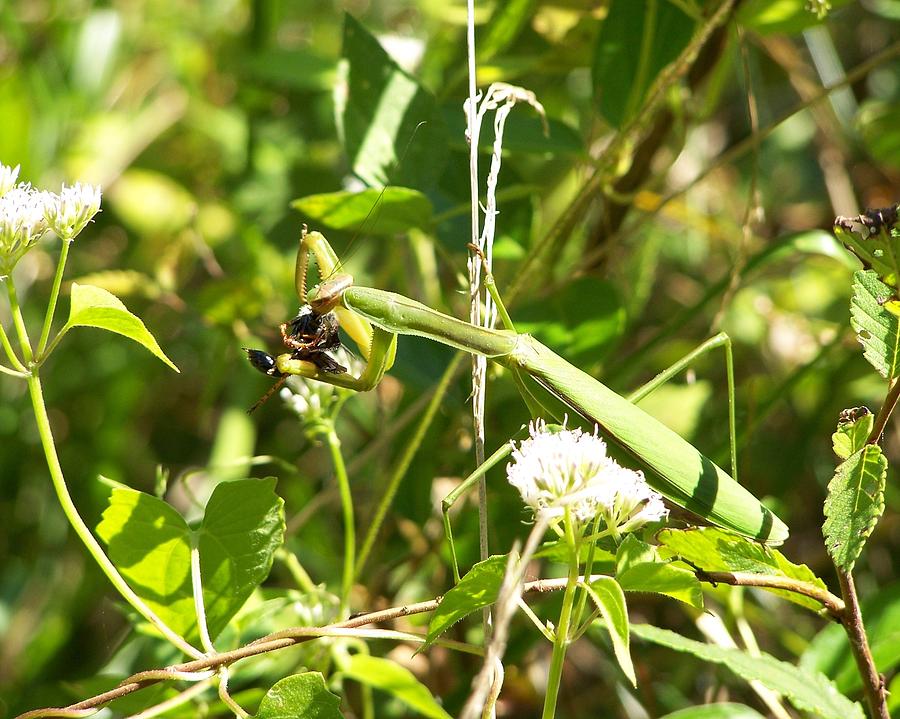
246, 228, 398, 399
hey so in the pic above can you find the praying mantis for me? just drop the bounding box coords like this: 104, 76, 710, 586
247, 228, 789, 561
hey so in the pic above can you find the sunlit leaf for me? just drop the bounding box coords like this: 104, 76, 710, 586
64, 283, 178, 371
615, 535, 703, 608
656, 528, 826, 611
832, 409, 874, 460
343, 655, 452, 719
584, 577, 635, 686
632, 624, 864, 719
424, 555, 506, 649
293, 187, 433, 235
199, 478, 285, 639
849, 270, 900, 380
823, 444, 887, 571
338, 14, 447, 190
96, 487, 194, 639
97, 479, 284, 642
254, 672, 344, 719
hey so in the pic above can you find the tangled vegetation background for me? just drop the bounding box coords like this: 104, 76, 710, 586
2, 0, 900, 716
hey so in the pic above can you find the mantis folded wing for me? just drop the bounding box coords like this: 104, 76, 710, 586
267, 231, 789, 545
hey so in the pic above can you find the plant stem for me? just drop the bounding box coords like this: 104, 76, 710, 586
25, 371, 203, 659
276, 548, 317, 593
695, 570, 844, 618
36, 238, 71, 358
867, 377, 900, 445
325, 426, 354, 615
836, 569, 889, 719
6, 279, 33, 363
0, 309, 27, 372
542, 516, 580, 719
0, 362, 29, 378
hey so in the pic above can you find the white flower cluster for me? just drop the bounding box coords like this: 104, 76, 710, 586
506, 420, 668, 533
0, 162, 101, 275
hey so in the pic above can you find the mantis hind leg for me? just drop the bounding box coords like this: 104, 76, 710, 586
441, 440, 515, 583
626, 332, 738, 483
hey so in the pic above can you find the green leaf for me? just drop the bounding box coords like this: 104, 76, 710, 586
584, 577, 635, 686
615, 535, 703, 609
515, 277, 625, 366
424, 555, 506, 648
254, 672, 344, 719
659, 704, 766, 719
97, 479, 284, 642
632, 624, 865, 719
593, 0, 694, 128
198, 478, 285, 639
292, 187, 433, 235
656, 528, 827, 611
64, 283, 179, 371
822, 444, 887, 571
849, 270, 900, 379
96, 487, 195, 638
832, 409, 874, 460
338, 14, 447, 190
342, 655, 452, 719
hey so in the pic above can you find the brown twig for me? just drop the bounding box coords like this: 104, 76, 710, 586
15, 575, 600, 719
695, 570, 844, 619
836, 570, 889, 719
867, 378, 900, 446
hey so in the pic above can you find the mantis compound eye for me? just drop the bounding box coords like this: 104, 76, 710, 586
244, 348, 284, 377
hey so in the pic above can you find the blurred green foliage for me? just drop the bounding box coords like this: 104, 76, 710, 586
1, 0, 900, 716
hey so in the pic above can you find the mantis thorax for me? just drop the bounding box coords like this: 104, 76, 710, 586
307, 273, 354, 314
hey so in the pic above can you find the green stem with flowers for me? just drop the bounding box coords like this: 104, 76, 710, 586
542, 509, 582, 719
4, 260, 203, 659
36, 236, 71, 358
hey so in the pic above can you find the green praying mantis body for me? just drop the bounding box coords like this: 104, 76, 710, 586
263, 229, 789, 546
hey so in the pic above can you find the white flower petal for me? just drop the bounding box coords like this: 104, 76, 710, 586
506, 419, 668, 532
44, 182, 102, 239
